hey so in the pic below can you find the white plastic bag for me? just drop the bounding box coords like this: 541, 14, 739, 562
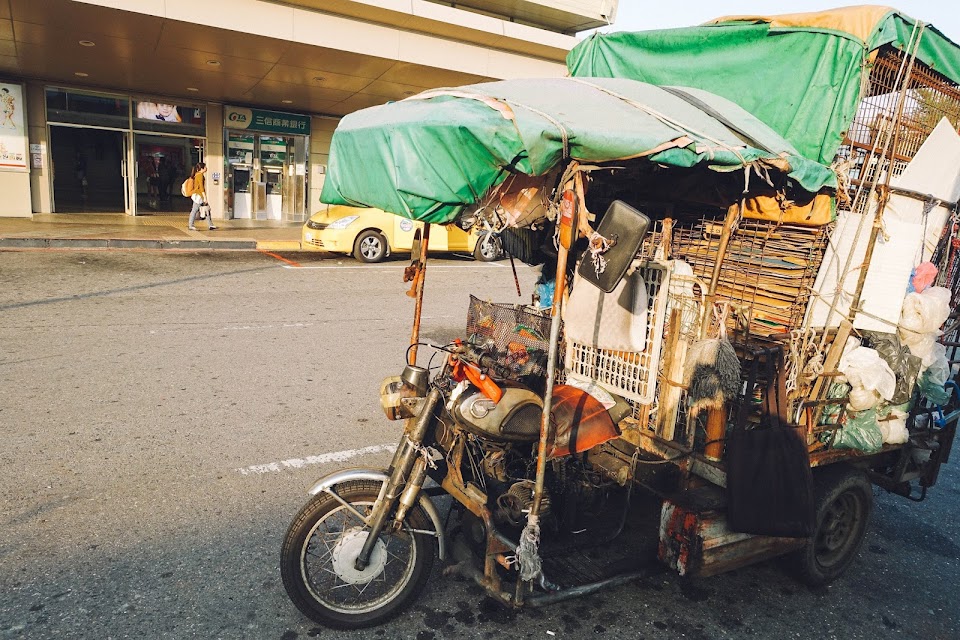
848, 387, 881, 412
902, 332, 938, 366
878, 409, 909, 445
837, 337, 897, 410
900, 286, 951, 337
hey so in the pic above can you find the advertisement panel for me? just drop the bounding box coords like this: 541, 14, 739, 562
134, 101, 205, 125
0, 82, 28, 171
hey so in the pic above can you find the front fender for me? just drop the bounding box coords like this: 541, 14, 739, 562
308, 467, 446, 560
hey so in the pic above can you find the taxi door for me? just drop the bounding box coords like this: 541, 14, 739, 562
392, 217, 452, 251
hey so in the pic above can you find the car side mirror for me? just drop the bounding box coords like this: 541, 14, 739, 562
576, 200, 650, 293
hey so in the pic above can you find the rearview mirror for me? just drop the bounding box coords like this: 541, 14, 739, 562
576, 200, 650, 293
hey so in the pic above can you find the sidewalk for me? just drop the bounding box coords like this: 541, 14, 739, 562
0, 213, 307, 252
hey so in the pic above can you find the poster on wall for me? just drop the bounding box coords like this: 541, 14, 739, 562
0, 82, 28, 171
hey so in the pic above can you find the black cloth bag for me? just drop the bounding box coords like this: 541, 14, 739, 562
726, 350, 815, 538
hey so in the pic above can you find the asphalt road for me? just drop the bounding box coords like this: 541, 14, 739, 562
1, 249, 958, 640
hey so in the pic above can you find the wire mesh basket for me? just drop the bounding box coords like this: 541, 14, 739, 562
466, 296, 551, 379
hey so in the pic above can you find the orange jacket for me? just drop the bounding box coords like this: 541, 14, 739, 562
189, 173, 205, 198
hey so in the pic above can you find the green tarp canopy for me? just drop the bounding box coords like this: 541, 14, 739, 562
567, 5, 960, 166
320, 78, 836, 224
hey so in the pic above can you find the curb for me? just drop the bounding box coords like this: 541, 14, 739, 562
0, 237, 257, 250
256, 241, 304, 251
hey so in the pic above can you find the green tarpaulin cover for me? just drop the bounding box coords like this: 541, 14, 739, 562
320, 78, 837, 224
567, 6, 960, 165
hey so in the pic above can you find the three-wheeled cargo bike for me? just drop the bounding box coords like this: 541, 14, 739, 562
281, 6, 960, 629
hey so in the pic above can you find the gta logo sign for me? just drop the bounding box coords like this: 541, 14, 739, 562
226, 107, 253, 129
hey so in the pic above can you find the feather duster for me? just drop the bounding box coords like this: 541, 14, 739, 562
684, 336, 741, 417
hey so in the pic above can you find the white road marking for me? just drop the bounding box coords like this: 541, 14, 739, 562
281, 263, 524, 270
237, 443, 397, 475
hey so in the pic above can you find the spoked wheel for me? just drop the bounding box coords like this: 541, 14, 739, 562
281, 480, 436, 629
790, 466, 873, 586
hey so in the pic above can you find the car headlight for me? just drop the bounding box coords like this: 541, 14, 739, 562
327, 215, 359, 229
305, 219, 327, 230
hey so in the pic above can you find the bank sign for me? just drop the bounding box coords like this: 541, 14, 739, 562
225, 106, 311, 136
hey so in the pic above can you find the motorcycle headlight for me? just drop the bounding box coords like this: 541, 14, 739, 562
379, 376, 424, 420
327, 215, 359, 229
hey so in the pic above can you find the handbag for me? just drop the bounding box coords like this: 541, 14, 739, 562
198, 203, 211, 220
726, 348, 815, 538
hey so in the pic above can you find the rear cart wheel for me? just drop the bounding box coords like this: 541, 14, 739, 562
280, 480, 436, 629
354, 230, 388, 263
789, 466, 873, 586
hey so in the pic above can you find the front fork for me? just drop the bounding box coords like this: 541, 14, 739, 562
355, 386, 441, 570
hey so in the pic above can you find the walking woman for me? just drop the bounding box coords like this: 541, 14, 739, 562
187, 162, 217, 231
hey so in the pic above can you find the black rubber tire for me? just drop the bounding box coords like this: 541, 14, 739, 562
789, 465, 873, 586
473, 233, 502, 262
353, 230, 388, 263
280, 480, 436, 629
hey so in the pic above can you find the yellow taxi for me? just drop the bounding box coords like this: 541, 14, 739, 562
301, 205, 501, 263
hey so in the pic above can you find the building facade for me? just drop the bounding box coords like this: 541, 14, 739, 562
0, 0, 616, 221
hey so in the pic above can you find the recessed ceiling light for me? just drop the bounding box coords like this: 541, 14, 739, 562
281, 99, 293, 104
206, 60, 221, 66
79, 40, 96, 47
186, 87, 199, 92
74, 72, 89, 77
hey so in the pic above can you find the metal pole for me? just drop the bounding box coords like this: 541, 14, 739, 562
529, 241, 569, 519
408, 223, 431, 365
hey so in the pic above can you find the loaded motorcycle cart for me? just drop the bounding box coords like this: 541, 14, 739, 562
281, 7, 960, 629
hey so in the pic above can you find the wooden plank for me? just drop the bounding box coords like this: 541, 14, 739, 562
656, 308, 685, 440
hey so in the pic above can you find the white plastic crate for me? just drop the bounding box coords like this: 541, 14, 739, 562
565, 261, 671, 404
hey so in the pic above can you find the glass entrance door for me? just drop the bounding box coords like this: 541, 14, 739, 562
50, 125, 127, 213
133, 134, 203, 214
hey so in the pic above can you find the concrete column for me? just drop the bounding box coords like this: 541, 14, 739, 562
206, 103, 224, 221
309, 115, 339, 217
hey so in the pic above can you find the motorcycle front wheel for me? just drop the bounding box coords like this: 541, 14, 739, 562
280, 480, 436, 629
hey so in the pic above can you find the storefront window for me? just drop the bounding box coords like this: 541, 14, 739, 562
46, 88, 129, 129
